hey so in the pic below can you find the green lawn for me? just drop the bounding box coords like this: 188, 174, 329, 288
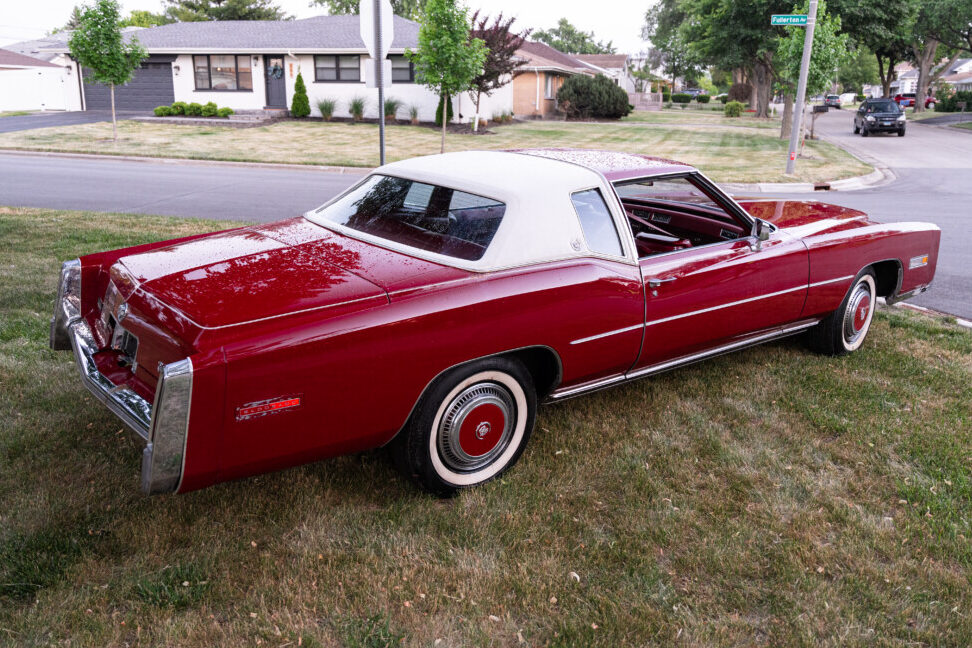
621, 107, 782, 130
0, 111, 32, 118
952, 121, 972, 131
0, 116, 869, 184
1, 206, 970, 646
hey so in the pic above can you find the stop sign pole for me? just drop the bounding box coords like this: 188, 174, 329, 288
784, 0, 818, 176
360, 0, 393, 165
375, 0, 385, 166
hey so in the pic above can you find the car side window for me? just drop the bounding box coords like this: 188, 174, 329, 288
570, 189, 623, 257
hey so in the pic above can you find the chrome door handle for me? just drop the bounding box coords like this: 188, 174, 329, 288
647, 277, 677, 288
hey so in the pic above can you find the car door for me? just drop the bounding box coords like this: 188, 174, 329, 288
614, 174, 810, 374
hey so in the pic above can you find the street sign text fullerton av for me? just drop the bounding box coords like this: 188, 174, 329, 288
771, 14, 808, 26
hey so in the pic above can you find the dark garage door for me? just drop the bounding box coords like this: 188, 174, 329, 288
83, 58, 174, 111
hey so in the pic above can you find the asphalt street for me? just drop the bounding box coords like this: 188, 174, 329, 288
764, 108, 972, 319
0, 153, 363, 222
0, 109, 968, 317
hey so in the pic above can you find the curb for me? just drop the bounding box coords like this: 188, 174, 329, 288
722, 164, 892, 195
0, 147, 370, 175
879, 299, 972, 330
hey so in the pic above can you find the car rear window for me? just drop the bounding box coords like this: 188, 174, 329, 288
313, 174, 505, 261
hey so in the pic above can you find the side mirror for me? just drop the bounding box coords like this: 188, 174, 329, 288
758, 219, 771, 241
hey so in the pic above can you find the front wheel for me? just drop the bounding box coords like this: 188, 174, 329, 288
861, 125, 869, 137
898, 128, 906, 137
392, 357, 537, 496
807, 270, 877, 356
853, 123, 860, 134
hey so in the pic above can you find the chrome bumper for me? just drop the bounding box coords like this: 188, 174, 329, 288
51, 259, 192, 495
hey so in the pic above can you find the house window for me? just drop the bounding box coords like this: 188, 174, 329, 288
391, 55, 415, 83
544, 75, 554, 99
193, 55, 252, 91
314, 55, 361, 82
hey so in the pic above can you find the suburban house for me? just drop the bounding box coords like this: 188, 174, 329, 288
0, 47, 82, 111
942, 58, 972, 92
30, 15, 510, 122
512, 41, 593, 119
574, 53, 635, 92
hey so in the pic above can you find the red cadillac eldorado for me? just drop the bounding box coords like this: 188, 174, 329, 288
50, 149, 940, 496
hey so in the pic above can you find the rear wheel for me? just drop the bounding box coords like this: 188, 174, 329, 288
808, 269, 877, 356
392, 357, 537, 496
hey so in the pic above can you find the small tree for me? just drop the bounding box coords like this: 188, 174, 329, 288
68, 0, 147, 141
291, 71, 310, 117
407, 0, 487, 152
469, 11, 529, 131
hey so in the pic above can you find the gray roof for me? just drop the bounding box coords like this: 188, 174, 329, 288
38, 15, 419, 54
0, 48, 61, 67
3, 34, 71, 62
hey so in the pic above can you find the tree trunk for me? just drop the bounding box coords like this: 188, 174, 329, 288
440, 93, 447, 154
753, 58, 773, 118
876, 53, 896, 98
913, 39, 939, 113
110, 83, 117, 141
473, 92, 481, 132
780, 92, 794, 139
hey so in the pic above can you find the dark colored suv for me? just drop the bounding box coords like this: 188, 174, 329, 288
854, 99, 906, 137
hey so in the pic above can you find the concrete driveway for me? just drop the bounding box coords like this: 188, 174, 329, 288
764, 107, 972, 319
0, 110, 145, 134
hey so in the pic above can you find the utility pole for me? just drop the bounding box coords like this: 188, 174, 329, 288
784, 0, 818, 175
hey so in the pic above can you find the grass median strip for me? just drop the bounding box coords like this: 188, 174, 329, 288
0, 115, 869, 184
2, 206, 969, 646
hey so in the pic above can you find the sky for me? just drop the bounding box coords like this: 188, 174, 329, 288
0, 0, 652, 53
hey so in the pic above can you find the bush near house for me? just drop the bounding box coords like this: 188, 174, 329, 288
724, 100, 744, 117
153, 106, 172, 116
200, 102, 218, 117
856, 94, 866, 102
290, 72, 311, 118
696, 94, 711, 104
170, 101, 187, 115
935, 89, 972, 112
671, 93, 692, 104
316, 98, 336, 121
216, 107, 233, 118
185, 102, 203, 117
154, 103, 234, 118
349, 96, 367, 122
662, 91, 671, 102
557, 74, 631, 119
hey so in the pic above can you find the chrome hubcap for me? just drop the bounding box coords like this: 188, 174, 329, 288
843, 282, 873, 344
437, 383, 514, 472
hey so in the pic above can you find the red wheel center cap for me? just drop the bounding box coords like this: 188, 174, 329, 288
458, 403, 505, 457
854, 295, 871, 331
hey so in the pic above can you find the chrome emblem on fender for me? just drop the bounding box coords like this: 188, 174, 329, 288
475, 422, 491, 439
236, 395, 302, 421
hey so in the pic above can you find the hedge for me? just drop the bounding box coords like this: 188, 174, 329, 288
557, 74, 631, 119
696, 94, 711, 104
671, 93, 692, 104
724, 101, 744, 117
154, 102, 234, 118
935, 89, 972, 112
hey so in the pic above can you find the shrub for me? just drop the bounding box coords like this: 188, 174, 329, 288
216, 107, 233, 118
200, 101, 218, 117
185, 102, 203, 116
316, 98, 336, 121
856, 94, 866, 103
383, 97, 402, 120
435, 96, 454, 126
724, 100, 744, 117
556, 74, 631, 119
718, 95, 729, 104
935, 89, 972, 112
696, 94, 711, 104
662, 91, 671, 102
170, 101, 187, 115
671, 93, 692, 104
153, 105, 172, 117
290, 72, 310, 117
408, 104, 419, 124
349, 96, 366, 122
728, 83, 752, 104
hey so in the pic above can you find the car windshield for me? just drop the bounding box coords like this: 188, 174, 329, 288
866, 101, 900, 113
311, 174, 506, 261
613, 176, 720, 209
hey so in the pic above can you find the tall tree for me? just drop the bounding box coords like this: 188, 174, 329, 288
642, 2, 701, 93
406, 0, 486, 152
468, 11, 529, 130
911, 0, 970, 111
312, 0, 426, 21
831, 0, 918, 97
532, 18, 615, 54
776, 1, 850, 137
837, 47, 880, 93
163, 0, 291, 22
119, 10, 173, 27
68, 0, 147, 141
681, 0, 793, 118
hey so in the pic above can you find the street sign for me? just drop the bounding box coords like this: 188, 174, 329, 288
360, 0, 394, 60
771, 14, 808, 26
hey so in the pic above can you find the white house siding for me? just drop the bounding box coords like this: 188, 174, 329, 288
0, 66, 81, 111
168, 53, 513, 122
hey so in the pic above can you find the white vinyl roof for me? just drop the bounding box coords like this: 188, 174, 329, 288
306, 151, 638, 272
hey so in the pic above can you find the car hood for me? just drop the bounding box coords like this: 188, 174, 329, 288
113, 225, 390, 329
738, 199, 874, 237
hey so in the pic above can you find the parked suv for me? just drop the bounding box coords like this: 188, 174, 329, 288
894, 93, 936, 108
824, 94, 841, 108
855, 99, 906, 136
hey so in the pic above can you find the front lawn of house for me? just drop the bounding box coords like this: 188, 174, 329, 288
0, 116, 870, 184
1, 206, 970, 647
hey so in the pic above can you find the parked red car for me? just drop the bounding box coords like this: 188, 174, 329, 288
894, 93, 936, 108
51, 150, 940, 496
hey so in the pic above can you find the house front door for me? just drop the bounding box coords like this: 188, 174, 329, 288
264, 56, 286, 108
